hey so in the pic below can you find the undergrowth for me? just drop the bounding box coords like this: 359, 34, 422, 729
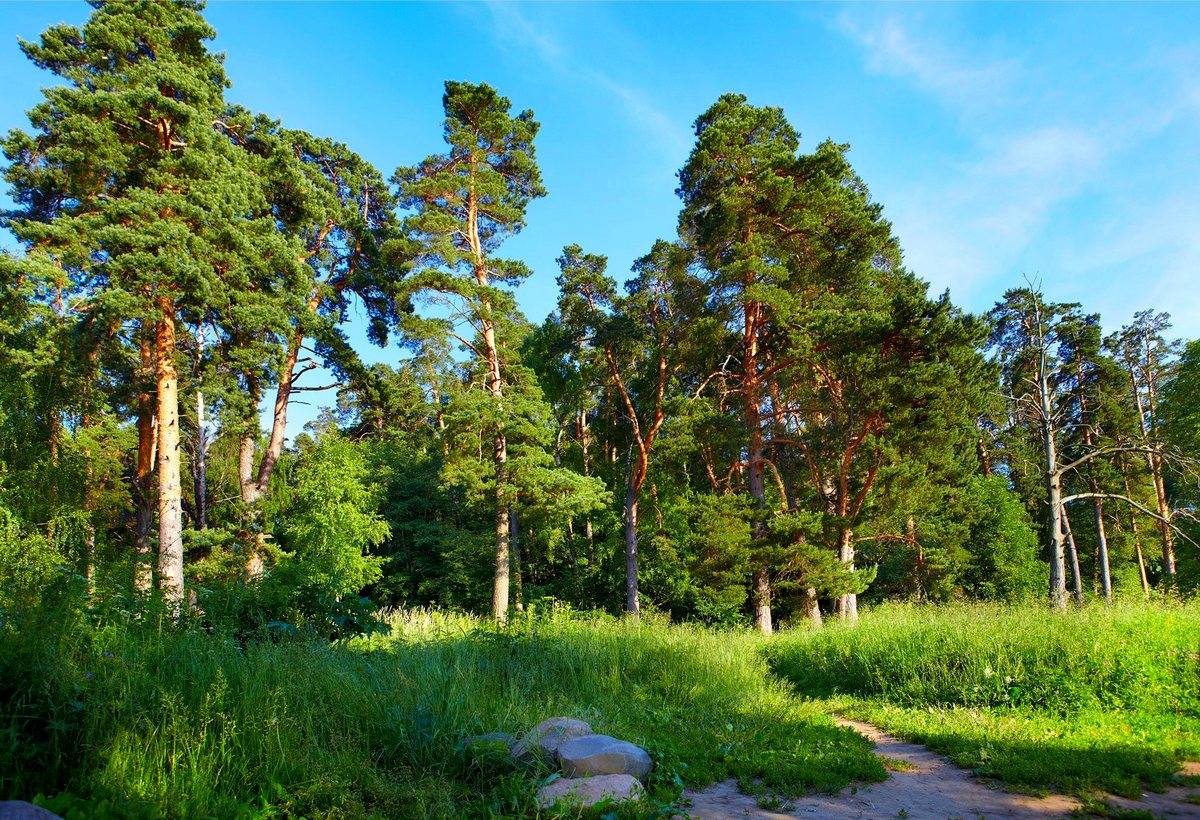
0, 597, 882, 818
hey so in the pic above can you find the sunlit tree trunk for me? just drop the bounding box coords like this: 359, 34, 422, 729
155, 299, 184, 612
193, 390, 207, 530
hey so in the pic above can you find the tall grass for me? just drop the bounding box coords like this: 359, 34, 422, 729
768, 601, 1200, 715
1, 603, 883, 818
768, 601, 1200, 796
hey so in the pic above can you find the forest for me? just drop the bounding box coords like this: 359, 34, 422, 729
2, 2, 1199, 818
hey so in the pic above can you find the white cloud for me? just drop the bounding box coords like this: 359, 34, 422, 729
484, 1, 564, 64
834, 12, 1019, 111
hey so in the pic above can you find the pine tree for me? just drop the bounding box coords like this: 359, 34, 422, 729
3, 0, 301, 609
554, 240, 694, 615
393, 81, 546, 622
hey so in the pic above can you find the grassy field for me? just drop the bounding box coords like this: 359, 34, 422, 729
3, 600, 1197, 817
768, 602, 1200, 799
0, 602, 881, 818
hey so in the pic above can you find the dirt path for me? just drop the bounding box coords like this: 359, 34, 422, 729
679, 717, 1200, 819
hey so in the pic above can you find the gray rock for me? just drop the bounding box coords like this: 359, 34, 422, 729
558, 733, 654, 780
511, 716, 593, 760
0, 802, 63, 820
536, 773, 645, 810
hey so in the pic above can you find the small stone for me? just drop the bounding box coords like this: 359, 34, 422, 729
558, 733, 654, 780
0, 802, 63, 820
511, 717, 593, 760
536, 774, 645, 810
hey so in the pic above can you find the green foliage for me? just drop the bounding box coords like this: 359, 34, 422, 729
1162, 339, 1200, 466
958, 476, 1045, 600
0, 507, 68, 614
278, 435, 388, 598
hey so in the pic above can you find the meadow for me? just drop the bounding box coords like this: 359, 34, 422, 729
2, 597, 1197, 818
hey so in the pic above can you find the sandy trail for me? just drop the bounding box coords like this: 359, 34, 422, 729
679, 717, 1200, 819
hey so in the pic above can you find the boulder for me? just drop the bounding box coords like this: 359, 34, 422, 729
511, 717, 593, 760
0, 803, 62, 820
557, 733, 654, 780
536, 774, 645, 810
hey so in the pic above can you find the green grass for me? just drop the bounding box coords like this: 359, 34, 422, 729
0, 603, 883, 818
767, 601, 1200, 798
7, 597, 1198, 816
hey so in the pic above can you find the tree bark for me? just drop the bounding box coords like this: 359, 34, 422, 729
134, 329, 156, 594
509, 506, 523, 612
744, 300, 773, 636
835, 528, 859, 622
491, 432, 510, 623
1061, 505, 1084, 606
753, 566, 773, 636
624, 481, 640, 616
805, 587, 822, 627
155, 299, 184, 613
193, 390, 207, 530
1151, 455, 1177, 587
1093, 498, 1112, 603
1039, 356, 1068, 610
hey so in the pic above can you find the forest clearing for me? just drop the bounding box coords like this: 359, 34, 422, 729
2, 1, 1200, 817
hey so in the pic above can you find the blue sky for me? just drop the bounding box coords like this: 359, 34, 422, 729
3, 2, 1200, 434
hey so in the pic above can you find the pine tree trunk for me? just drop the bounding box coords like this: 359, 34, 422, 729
624, 481, 640, 617
1061, 504, 1084, 606
257, 326, 307, 493
1094, 498, 1112, 603
1047, 473, 1068, 610
509, 506, 523, 612
835, 528, 859, 622
155, 299, 184, 613
1151, 457, 1177, 588
753, 566, 773, 636
492, 432, 510, 623
1040, 361, 1067, 610
481, 302, 510, 623
194, 390, 207, 530
579, 409, 595, 566
134, 331, 156, 594
805, 587, 822, 627
1122, 468, 1151, 600
744, 301, 773, 636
